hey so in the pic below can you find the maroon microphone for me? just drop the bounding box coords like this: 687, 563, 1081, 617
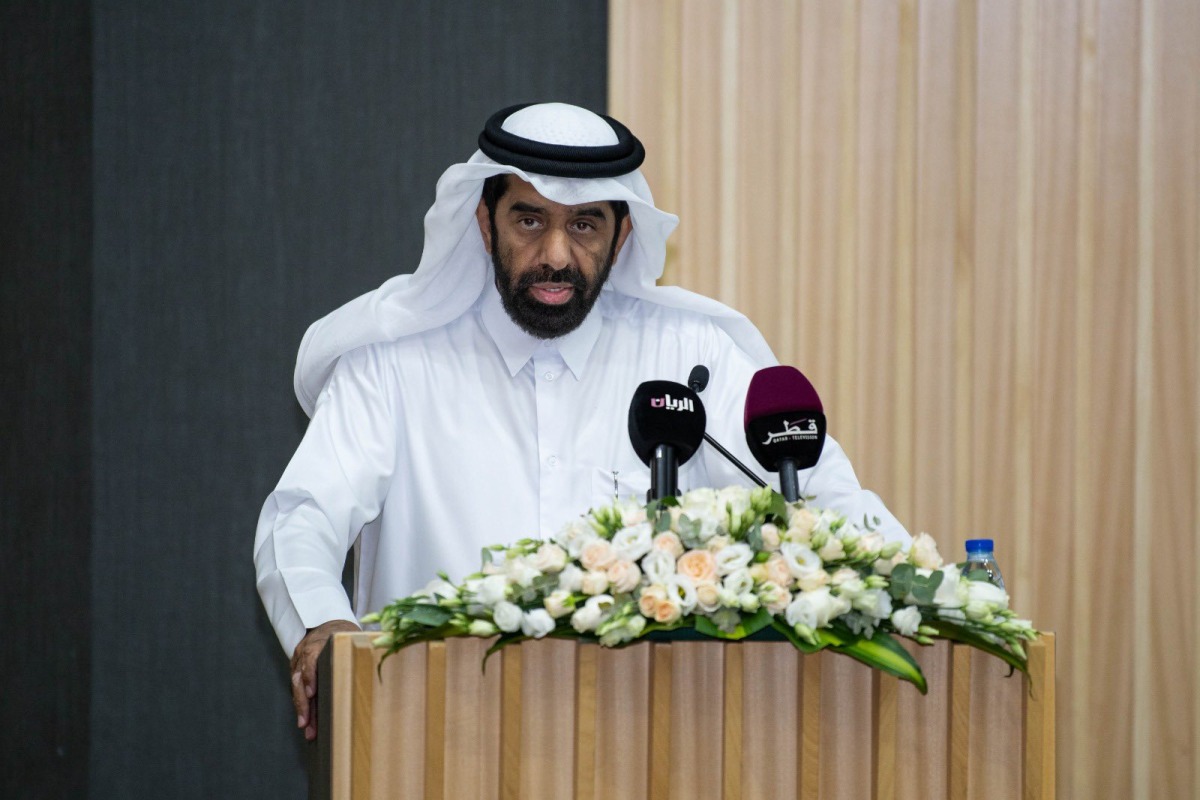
743, 366, 827, 502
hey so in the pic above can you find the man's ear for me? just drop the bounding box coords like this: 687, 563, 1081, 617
612, 215, 633, 260
475, 198, 493, 254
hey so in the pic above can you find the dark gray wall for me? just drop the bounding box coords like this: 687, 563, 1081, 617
7, 2, 607, 797
1, 3, 93, 799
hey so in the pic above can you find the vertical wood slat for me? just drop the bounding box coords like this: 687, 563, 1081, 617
423, 642, 446, 800
594, 646, 652, 798
350, 639, 375, 799
1025, 634, 1057, 800
949, 644, 973, 799
799, 647, 822, 800
574, 644, 597, 800
722, 644, 743, 800
499, 646, 521, 800
649, 643, 673, 800
372, 642, 426, 800
668, 642, 725, 798
874, 672, 898, 800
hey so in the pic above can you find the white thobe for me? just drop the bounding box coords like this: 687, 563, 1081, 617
255, 287, 908, 654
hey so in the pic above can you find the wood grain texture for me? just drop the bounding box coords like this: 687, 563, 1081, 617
609, 2, 1199, 796
668, 642, 725, 799
372, 643, 425, 800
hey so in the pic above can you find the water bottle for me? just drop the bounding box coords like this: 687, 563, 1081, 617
963, 539, 1005, 590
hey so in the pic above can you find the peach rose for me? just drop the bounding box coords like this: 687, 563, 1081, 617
654, 598, 683, 624
676, 549, 718, 584
606, 559, 642, 594
765, 553, 794, 589
639, 584, 668, 618
652, 532, 684, 559
580, 539, 617, 572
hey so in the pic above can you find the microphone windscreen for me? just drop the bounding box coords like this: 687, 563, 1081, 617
687, 365, 710, 393
743, 366, 827, 471
628, 380, 707, 466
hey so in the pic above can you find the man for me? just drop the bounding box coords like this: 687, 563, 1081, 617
255, 102, 908, 740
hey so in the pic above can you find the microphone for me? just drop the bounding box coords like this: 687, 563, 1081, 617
687, 365, 768, 489
628, 381, 707, 500
743, 366, 827, 502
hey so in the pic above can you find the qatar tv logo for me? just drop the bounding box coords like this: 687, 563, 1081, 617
650, 394, 695, 413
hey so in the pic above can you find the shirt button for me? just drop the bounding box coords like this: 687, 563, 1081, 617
543, 371, 556, 381
547, 455, 559, 467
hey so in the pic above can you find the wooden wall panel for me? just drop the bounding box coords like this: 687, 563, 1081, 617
609, 1, 1200, 796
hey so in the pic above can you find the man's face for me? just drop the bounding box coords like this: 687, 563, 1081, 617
476, 177, 632, 339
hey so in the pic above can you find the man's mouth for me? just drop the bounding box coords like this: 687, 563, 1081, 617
528, 282, 576, 306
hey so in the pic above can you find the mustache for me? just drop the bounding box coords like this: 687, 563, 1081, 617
514, 265, 588, 293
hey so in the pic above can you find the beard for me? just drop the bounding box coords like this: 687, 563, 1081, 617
491, 223, 618, 339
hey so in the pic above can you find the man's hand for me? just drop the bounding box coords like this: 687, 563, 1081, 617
290, 619, 360, 741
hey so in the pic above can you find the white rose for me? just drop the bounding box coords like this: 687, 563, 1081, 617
857, 532, 885, 558
616, 498, 647, 526
557, 563, 584, 594
651, 531, 684, 558
543, 589, 575, 619
530, 543, 568, 573
834, 576, 867, 601
581, 570, 610, 596
521, 608, 556, 638
760, 523, 783, 551
606, 559, 642, 594
492, 600, 523, 632
757, 581, 792, 615
475, 574, 509, 606
694, 581, 722, 613
419, 578, 459, 602
890, 606, 922, 636
570, 594, 615, 633
830, 567, 860, 586
641, 549, 676, 585
785, 587, 851, 629
714, 543, 754, 575
612, 522, 654, 562
909, 532, 944, 569
853, 588, 893, 620
817, 537, 845, 562
580, 539, 618, 572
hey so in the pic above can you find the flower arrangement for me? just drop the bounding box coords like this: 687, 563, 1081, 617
363, 486, 1037, 692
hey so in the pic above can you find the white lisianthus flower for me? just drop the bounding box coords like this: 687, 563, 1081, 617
785, 587, 852, 629
853, 588, 893, 620
571, 594, 615, 633
503, 557, 542, 588
530, 543, 568, 573
909, 532, 944, 569
722, 568, 754, 597
714, 543, 754, 575
964, 581, 1009, 621
468, 619, 498, 637
543, 589, 575, 619
716, 486, 752, 521
890, 606, 922, 636
641, 549, 676, 585
612, 522, 654, 562
651, 531, 684, 558
814, 509, 841, 536
786, 507, 817, 542
830, 567, 860, 586
521, 608, 556, 639
475, 574, 509, 607
760, 523, 783, 551
580, 539, 617, 572
557, 563, 584, 594
492, 600, 523, 633
781, 542, 823, 580
834, 576, 867, 601
616, 498, 647, 526
606, 559, 642, 594
933, 564, 967, 608
581, 570, 610, 596
856, 532, 885, 559
666, 574, 698, 614
419, 578, 459, 602
554, 519, 598, 559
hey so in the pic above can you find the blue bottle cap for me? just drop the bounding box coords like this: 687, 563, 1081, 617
965, 538, 994, 554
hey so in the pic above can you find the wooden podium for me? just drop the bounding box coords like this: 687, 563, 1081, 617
312, 632, 1054, 799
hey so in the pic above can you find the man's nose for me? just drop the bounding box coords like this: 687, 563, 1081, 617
538, 227, 574, 270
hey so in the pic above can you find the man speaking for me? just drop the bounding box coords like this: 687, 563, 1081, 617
254, 102, 908, 739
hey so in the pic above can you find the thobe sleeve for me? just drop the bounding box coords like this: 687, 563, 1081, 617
700, 325, 911, 545
254, 345, 398, 655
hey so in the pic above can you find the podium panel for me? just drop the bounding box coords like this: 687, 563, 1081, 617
314, 632, 1054, 800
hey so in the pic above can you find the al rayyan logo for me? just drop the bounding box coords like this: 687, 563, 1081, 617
650, 394, 695, 412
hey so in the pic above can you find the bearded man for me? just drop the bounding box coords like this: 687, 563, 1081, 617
254, 102, 909, 740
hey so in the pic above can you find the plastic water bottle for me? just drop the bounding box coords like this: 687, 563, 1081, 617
963, 539, 1005, 590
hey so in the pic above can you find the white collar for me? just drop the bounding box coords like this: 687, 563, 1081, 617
479, 281, 602, 380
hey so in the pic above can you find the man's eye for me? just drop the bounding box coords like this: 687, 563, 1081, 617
571, 220, 597, 233
517, 217, 540, 229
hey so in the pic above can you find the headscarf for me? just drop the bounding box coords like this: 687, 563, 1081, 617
294, 102, 777, 415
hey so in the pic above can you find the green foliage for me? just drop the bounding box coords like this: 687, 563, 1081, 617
694, 608, 773, 640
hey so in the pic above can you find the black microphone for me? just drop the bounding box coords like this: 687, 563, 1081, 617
687, 365, 768, 489
743, 366, 827, 502
628, 380, 706, 500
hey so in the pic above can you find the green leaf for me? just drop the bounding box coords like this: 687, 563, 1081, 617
693, 609, 773, 641
924, 618, 1028, 674
817, 628, 928, 694
482, 632, 528, 668
767, 492, 789, 524
655, 510, 672, 532
746, 522, 764, 552
406, 604, 454, 627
